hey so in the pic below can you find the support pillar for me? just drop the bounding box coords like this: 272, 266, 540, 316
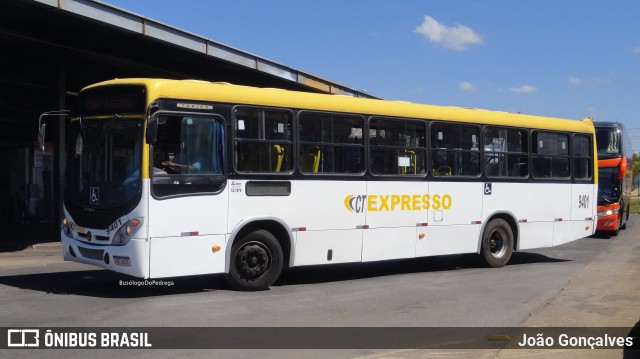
52, 51, 66, 237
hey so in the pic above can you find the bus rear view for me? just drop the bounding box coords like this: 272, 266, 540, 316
594, 122, 633, 235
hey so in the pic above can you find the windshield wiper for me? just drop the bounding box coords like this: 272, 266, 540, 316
89, 114, 121, 187
95, 114, 121, 148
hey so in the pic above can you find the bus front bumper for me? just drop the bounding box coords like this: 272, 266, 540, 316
62, 231, 148, 278
596, 204, 620, 232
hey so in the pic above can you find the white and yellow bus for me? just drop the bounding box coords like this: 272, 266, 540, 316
60, 78, 597, 290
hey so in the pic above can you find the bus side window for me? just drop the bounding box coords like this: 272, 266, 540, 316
573, 134, 592, 180
431, 124, 456, 177
483, 127, 528, 178
369, 117, 426, 176
151, 115, 225, 197
298, 112, 364, 175
234, 108, 293, 174
431, 123, 479, 177
532, 131, 569, 179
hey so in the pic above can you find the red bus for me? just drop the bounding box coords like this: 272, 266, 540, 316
594, 122, 633, 234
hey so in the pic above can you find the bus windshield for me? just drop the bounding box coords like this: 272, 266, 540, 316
65, 117, 144, 208
595, 127, 621, 158
597, 167, 621, 205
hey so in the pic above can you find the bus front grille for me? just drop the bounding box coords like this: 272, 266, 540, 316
77, 247, 104, 261
77, 232, 110, 241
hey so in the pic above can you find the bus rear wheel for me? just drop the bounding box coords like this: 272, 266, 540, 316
481, 219, 514, 268
225, 229, 283, 291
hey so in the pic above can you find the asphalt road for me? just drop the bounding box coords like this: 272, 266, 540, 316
1, 216, 638, 358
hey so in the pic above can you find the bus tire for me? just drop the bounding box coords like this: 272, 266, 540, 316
481, 218, 514, 268
225, 229, 283, 291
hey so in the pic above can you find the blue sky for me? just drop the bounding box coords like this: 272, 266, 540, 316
103, 0, 640, 150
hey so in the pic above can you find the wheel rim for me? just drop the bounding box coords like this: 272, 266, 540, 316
235, 241, 272, 280
488, 228, 507, 258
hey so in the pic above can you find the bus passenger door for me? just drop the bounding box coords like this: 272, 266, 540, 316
362, 181, 429, 261
416, 181, 483, 257
416, 124, 483, 257
147, 114, 228, 278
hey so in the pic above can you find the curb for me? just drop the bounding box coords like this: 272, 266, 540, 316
29, 242, 62, 251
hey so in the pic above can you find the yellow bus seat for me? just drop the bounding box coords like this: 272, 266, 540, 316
300, 146, 321, 173
272, 144, 284, 172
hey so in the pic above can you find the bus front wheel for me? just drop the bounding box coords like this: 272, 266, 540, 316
225, 230, 283, 291
481, 219, 514, 268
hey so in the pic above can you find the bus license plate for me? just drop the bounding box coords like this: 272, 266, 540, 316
113, 256, 131, 266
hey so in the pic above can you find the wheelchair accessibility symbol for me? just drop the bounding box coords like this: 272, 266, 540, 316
484, 183, 492, 195
90, 187, 100, 205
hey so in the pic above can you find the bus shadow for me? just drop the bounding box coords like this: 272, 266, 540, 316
0, 244, 31, 253
506, 251, 571, 266
591, 230, 617, 239
0, 252, 570, 297
275, 252, 570, 287
0, 270, 228, 298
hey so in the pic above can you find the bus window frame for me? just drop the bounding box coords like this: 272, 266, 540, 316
232, 105, 295, 176
368, 116, 428, 178
571, 133, 594, 182
297, 110, 367, 177
148, 110, 227, 200
530, 130, 572, 181
429, 121, 482, 179
483, 125, 530, 179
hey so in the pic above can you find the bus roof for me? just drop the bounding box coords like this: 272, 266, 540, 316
85, 78, 594, 134
593, 121, 624, 128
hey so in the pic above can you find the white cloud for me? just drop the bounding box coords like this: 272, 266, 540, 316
567, 75, 611, 87
459, 82, 477, 92
568, 76, 582, 85
508, 85, 537, 94
630, 46, 640, 54
414, 15, 483, 51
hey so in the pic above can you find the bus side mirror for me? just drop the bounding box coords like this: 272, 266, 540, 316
618, 156, 627, 180
37, 110, 69, 152
146, 117, 159, 145
37, 123, 46, 152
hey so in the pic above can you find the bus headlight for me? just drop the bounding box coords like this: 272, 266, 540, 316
114, 218, 143, 246
597, 208, 619, 218
61, 217, 72, 236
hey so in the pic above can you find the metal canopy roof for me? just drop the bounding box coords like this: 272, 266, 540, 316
33, 0, 374, 98
0, 0, 375, 144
